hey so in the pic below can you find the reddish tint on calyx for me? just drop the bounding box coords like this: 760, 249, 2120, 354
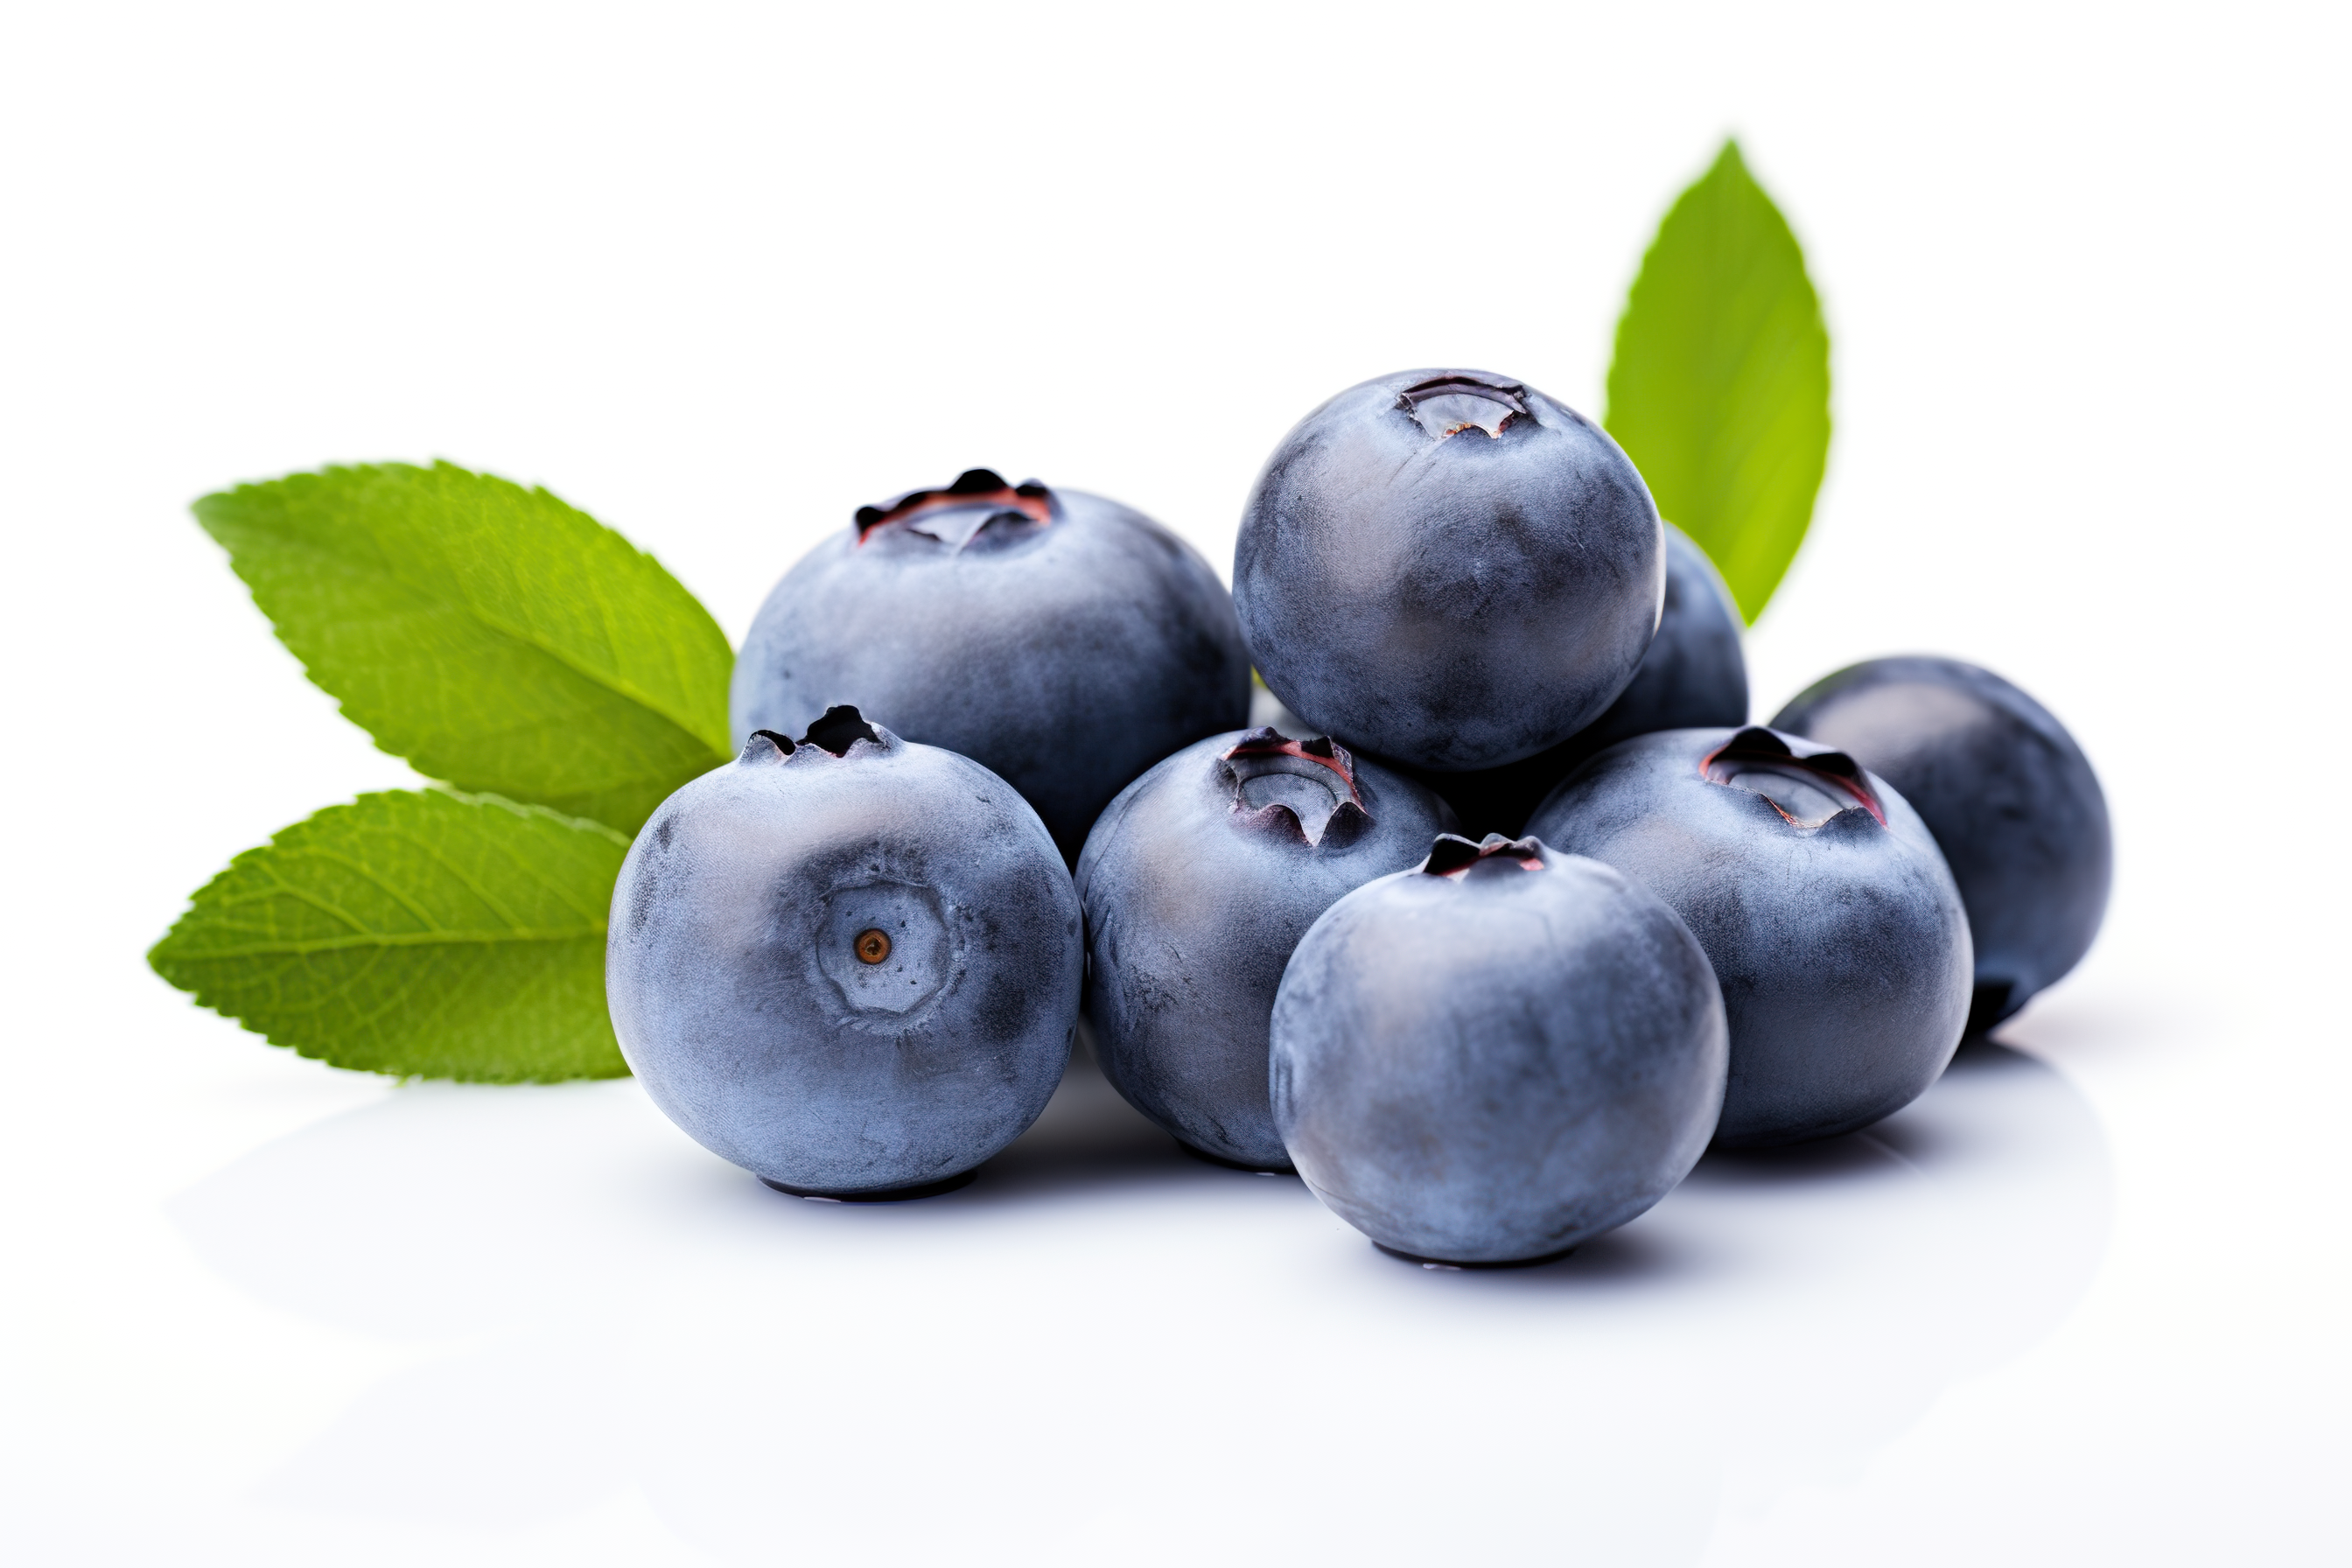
1421, 833, 1547, 878
1219, 728, 1369, 846
1221, 728, 1363, 804
1700, 727, 1885, 828
854, 469, 1053, 543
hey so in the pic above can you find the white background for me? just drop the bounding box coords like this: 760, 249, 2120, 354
3, 3, 2346, 1562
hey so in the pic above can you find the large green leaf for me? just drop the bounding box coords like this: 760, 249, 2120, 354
193, 461, 733, 831
1606, 140, 1831, 623
149, 789, 631, 1082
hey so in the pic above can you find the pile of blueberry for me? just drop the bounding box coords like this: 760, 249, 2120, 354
606, 369, 2111, 1267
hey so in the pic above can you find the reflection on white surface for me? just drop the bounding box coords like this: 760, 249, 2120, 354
172, 1039, 2110, 1565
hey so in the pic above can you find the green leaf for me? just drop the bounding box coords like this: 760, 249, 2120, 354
1606, 140, 1831, 623
149, 789, 631, 1082
193, 461, 734, 832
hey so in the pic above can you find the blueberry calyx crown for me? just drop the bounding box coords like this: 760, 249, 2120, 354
854, 468, 1054, 550
1397, 374, 1529, 440
1420, 832, 1547, 878
740, 704, 887, 764
1218, 727, 1369, 847
1700, 726, 1885, 829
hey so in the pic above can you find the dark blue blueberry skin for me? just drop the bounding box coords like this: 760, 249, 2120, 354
1529, 727, 1972, 1148
1772, 657, 2110, 1032
1396, 522, 1748, 838
606, 707, 1082, 1197
1234, 370, 1665, 773
1074, 727, 1458, 1171
1584, 522, 1749, 749
1270, 835, 1727, 1265
732, 471, 1251, 863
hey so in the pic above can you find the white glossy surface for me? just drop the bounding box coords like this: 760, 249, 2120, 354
2, 4, 2345, 1563
178, 1040, 2116, 1560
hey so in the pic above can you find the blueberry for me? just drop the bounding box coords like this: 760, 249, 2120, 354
1396, 521, 1748, 838
1580, 522, 1750, 749
1269, 833, 1726, 1264
1234, 369, 1664, 772
1771, 657, 2110, 1032
1074, 727, 1458, 1170
606, 706, 1082, 1198
1527, 727, 1971, 1148
732, 471, 1251, 863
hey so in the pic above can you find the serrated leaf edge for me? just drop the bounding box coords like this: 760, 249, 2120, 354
192, 460, 735, 778
146, 787, 632, 1083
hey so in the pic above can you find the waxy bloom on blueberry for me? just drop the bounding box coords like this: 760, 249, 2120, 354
1235, 370, 1665, 773
732, 470, 1250, 863
1772, 657, 2110, 1032
1530, 727, 1971, 1148
1075, 727, 1456, 1170
606, 706, 1081, 1199
1402, 520, 1749, 837
1270, 833, 1726, 1265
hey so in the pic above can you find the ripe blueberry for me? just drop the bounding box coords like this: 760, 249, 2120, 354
732, 471, 1251, 863
1397, 521, 1748, 837
1527, 727, 1971, 1148
1270, 834, 1727, 1265
1234, 370, 1665, 772
1771, 657, 2110, 1032
606, 706, 1082, 1198
1074, 727, 1458, 1170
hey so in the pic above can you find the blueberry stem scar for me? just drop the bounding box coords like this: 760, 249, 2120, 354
1220, 727, 1364, 803
1419, 832, 1547, 878
853, 468, 1054, 543
1396, 374, 1529, 439
1699, 726, 1885, 826
801, 704, 885, 757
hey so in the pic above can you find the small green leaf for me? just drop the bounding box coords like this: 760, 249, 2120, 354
149, 789, 631, 1082
1606, 140, 1831, 623
193, 462, 733, 832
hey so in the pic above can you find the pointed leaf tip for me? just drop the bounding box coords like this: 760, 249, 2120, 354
1605, 139, 1831, 625
148, 789, 631, 1082
190, 460, 735, 832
